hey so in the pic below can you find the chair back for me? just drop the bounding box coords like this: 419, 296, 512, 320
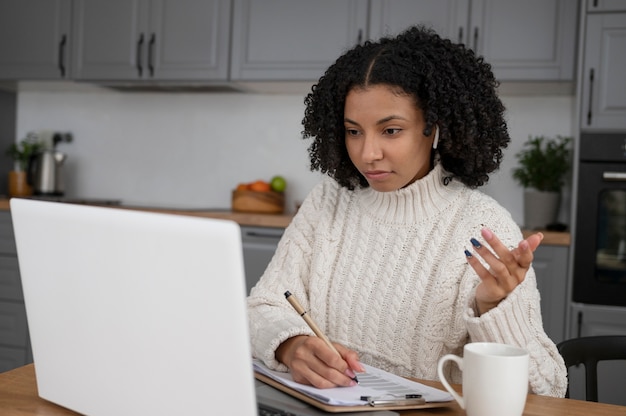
557, 335, 626, 402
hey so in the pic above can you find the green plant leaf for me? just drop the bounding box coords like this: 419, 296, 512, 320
5, 134, 45, 171
512, 135, 572, 192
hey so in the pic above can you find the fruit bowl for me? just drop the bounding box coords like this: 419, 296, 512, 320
232, 189, 285, 214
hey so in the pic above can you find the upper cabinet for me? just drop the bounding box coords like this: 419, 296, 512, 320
580, 12, 626, 130
369, 0, 469, 43
72, 0, 231, 81
1, 0, 579, 85
230, 0, 368, 81
469, 0, 577, 81
368, 0, 578, 82
0, 0, 72, 80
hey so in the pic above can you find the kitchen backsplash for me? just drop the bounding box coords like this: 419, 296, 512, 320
15, 82, 575, 224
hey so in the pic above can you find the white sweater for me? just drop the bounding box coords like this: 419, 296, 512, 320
247, 164, 567, 397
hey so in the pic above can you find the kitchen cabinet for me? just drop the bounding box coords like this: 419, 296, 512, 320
230, 0, 368, 81
240, 226, 284, 294
579, 12, 626, 130
369, 0, 578, 81
72, 0, 231, 81
0, 212, 32, 373
533, 245, 569, 344
0, 0, 72, 80
567, 303, 626, 405
369, 0, 469, 44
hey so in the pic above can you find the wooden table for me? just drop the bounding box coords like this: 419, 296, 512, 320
1, 364, 624, 415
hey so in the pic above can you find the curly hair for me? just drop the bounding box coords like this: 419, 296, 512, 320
302, 25, 510, 190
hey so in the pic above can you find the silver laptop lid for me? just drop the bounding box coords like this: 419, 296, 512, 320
11, 199, 256, 416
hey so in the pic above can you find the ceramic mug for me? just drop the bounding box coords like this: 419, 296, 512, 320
437, 342, 529, 416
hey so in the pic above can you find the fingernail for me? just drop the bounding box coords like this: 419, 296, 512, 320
464, 249, 473, 258
482, 228, 494, 240
470, 238, 482, 248
345, 369, 358, 386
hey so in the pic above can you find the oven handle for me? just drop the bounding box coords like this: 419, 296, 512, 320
602, 171, 626, 181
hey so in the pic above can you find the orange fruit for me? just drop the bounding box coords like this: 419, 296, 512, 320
249, 180, 271, 192
236, 183, 250, 191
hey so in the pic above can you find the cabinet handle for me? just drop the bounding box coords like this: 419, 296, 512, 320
57, 34, 67, 77
576, 311, 582, 338
148, 33, 156, 77
357, 29, 363, 45
593, 0, 598, 7
472, 27, 479, 51
587, 68, 594, 125
136, 33, 144, 77
244, 231, 283, 240
457, 27, 464, 44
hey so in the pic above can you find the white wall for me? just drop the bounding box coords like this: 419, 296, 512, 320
15, 82, 575, 225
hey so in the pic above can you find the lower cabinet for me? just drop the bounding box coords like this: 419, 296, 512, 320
566, 303, 626, 405
0, 211, 32, 373
240, 226, 284, 294
532, 244, 569, 344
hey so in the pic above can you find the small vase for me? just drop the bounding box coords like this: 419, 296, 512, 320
8, 170, 33, 198
523, 189, 560, 230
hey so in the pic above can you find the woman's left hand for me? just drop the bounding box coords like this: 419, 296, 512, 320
465, 227, 544, 315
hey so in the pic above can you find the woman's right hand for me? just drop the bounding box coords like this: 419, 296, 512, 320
276, 335, 363, 389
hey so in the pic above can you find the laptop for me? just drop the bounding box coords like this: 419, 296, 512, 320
10, 199, 395, 416
12, 199, 397, 416
11, 198, 257, 415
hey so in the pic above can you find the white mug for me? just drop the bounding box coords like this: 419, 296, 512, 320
437, 342, 529, 416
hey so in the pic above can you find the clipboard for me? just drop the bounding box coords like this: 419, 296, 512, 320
254, 371, 453, 413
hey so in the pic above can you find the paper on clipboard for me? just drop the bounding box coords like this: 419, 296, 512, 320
253, 359, 453, 407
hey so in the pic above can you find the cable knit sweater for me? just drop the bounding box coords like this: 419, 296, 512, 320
247, 164, 567, 397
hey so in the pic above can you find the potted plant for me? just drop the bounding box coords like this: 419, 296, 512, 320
512, 135, 572, 230
5, 134, 44, 197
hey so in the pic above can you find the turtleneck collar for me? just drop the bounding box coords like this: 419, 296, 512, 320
356, 163, 466, 225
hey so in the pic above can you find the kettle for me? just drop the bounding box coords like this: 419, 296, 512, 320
27, 149, 67, 196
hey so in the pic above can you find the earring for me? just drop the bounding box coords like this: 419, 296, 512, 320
432, 125, 439, 149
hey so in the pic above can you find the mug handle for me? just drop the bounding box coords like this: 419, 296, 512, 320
437, 354, 465, 409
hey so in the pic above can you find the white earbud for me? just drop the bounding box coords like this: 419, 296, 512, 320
432, 125, 439, 150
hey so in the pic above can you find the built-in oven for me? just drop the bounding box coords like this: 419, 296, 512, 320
573, 133, 626, 307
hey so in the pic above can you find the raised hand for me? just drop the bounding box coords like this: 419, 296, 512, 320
465, 227, 544, 315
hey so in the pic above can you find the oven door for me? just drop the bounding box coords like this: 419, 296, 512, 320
573, 162, 626, 306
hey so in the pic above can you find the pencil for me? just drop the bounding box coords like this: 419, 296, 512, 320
284, 290, 359, 383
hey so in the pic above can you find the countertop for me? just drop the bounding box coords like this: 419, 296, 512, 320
0, 198, 293, 228
0, 198, 570, 245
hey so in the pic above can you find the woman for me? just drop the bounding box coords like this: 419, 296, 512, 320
247, 25, 567, 397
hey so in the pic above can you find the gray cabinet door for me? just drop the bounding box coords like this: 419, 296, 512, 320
0, 211, 31, 373
533, 245, 569, 344
369, 0, 470, 43
148, 0, 231, 80
72, 0, 230, 81
0, 0, 72, 79
580, 13, 626, 130
72, 0, 148, 80
470, 0, 577, 81
240, 226, 284, 294
230, 0, 368, 81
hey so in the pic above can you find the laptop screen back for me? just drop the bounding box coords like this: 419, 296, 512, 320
11, 199, 257, 416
